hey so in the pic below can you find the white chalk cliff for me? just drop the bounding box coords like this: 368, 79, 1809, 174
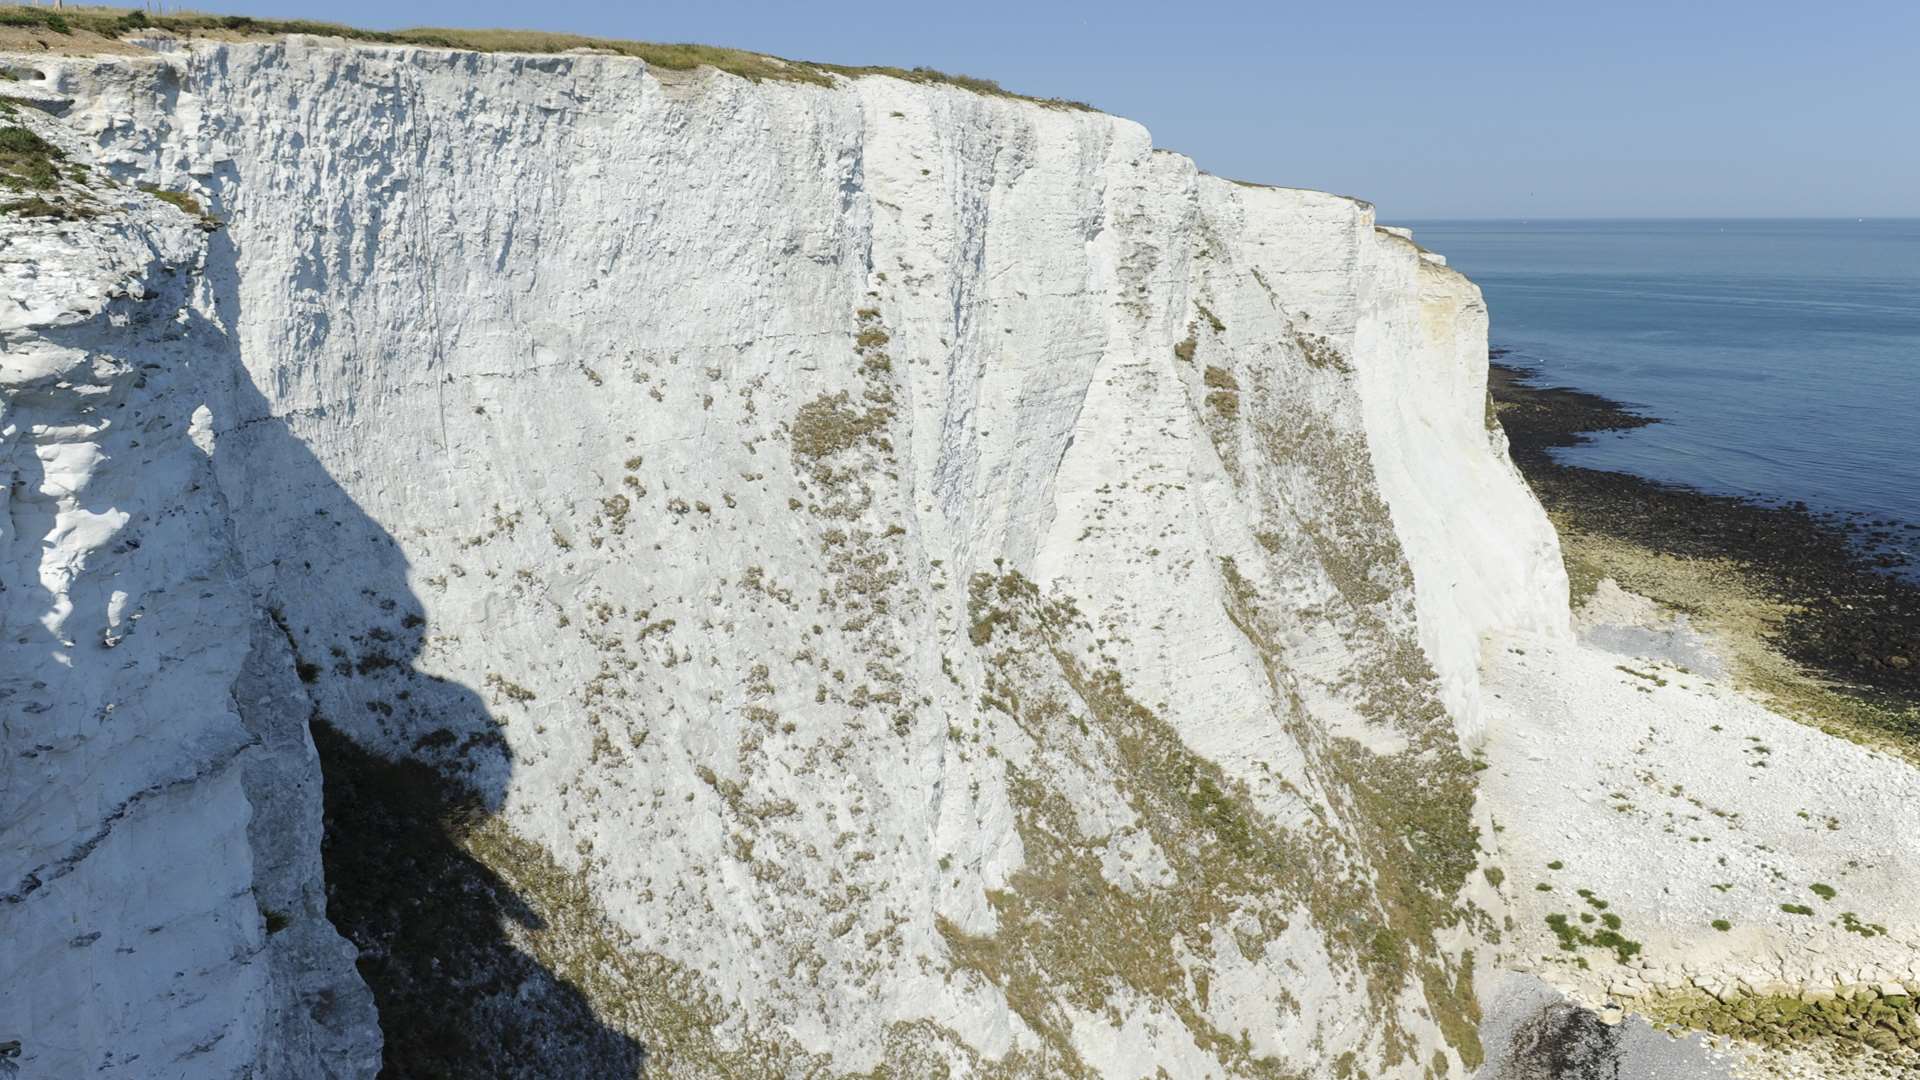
2, 36, 1913, 1080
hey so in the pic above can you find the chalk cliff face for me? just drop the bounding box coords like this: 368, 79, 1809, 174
0, 84, 380, 1078
2, 39, 1568, 1077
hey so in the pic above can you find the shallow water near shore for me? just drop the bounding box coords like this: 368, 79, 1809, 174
1409, 218, 1920, 564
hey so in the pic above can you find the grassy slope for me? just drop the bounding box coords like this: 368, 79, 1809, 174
0, 4, 1095, 110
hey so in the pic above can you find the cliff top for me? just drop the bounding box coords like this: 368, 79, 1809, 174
0, 7, 1410, 216
0, 4, 1097, 110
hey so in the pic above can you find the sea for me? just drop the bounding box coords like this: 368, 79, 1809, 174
1407, 218, 1920, 552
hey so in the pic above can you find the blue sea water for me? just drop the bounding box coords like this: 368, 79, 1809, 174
1407, 219, 1920, 541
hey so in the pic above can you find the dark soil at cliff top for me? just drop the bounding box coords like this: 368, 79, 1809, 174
1489, 358, 1919, 747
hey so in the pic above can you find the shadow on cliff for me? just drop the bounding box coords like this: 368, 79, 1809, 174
199, 221, 646, 1077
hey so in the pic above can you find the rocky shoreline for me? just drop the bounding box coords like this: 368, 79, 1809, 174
1485, 357, 1920, 1076
1488, 357, 1920, 752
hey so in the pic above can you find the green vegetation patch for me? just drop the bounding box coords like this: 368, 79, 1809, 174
1646, 988, 1920, 1060
1, 193, 68, 218
1203, 365, 1241, 420
951, 572, 1334, 1075
137, 181, 222, 228
1294, 330, 1351, 373
0, 123, 61, 190
1839, 911, 1887, 938
1176, 337, 1491, 1069
0, 120, 99, 219
1172, 315, 1201, 365
951, 568, 1490, 1073
1542, 893, 1642, 965
791, 389, 889, 461
1215, 557, 1486, 1069
1614, 664, 1669, 687
0, 6, 72, 34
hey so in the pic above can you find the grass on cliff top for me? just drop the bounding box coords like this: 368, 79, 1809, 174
0, 6, 1096, 110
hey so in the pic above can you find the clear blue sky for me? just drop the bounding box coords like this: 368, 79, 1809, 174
225, 0, 1917, 219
